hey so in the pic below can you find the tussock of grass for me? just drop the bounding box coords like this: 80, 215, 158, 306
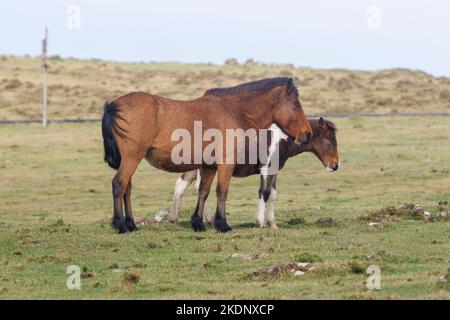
348, 261, 367, 274
286, 215, 306, 225
123, 271, 141, 286
294, 252, 323, 263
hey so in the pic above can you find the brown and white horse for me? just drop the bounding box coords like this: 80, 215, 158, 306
102, 78, 312, 233
160, 118, 339, 228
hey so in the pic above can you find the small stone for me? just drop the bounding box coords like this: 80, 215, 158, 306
369, 222, 381, 227
422, 211, 432, 221
296, 262, 310, 268
316, 217, 333, 227
438, 200, 448, 206
231, 253, 241, 258
294, 270, 305, 276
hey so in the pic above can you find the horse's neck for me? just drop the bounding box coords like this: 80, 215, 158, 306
286, 123, 319, 158
225, 91, 276, 129
286, 140, 309, 158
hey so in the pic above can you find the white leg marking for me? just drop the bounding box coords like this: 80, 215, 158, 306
168, 177, 190, 222
256, 197, 266, 228
195, 170, 201, 191
266, 187, 278, 229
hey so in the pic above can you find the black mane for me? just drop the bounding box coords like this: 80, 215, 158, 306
205, 77, 298, 97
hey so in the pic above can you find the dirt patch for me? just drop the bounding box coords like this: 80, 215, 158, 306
363, 203, 446, 222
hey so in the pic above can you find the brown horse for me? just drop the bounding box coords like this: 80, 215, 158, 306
102, 77, 312, 233
163, 117, 339, 228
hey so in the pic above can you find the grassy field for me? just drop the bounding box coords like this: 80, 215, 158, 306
1, 55, 450, 120
0, 116, 449, 299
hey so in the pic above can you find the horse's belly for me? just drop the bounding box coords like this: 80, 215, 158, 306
145, 147, 200, 173
233, 164, 259, 177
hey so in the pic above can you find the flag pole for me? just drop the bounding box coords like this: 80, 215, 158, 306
41, 27, 48, 127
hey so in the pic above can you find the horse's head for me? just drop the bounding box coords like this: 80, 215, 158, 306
310, 117, 340, 172
272, 78, 312, 145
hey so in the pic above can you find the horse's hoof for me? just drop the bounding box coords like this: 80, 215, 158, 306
126, 222, 138, 232
214, 223, 233, 233
191, 216, 206, 232
125, 218, 138, 232
256, 220, 267, 228
192, 221, 206, 232
268, 223, 278, 230
117, 225, 130, 234
112, 220, 130, 234
193, 224, 206, 232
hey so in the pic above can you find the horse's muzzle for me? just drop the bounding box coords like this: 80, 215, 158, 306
326, 160, 340, 172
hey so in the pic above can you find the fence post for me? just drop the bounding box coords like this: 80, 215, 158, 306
41, 27, 48, 127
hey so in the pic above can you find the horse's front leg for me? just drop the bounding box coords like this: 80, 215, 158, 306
256, 174, 276, 228
191, 167, 216, 232
213, 164, 235, 233
266, 174, 278, 229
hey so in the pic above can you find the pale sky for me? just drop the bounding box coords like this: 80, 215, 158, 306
1, 0, 449, 76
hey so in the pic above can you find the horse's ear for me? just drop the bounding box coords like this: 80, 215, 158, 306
286, 78, 293, 93
319, 116, 326, 127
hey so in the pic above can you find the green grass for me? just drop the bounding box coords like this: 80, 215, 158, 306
0, 116, 449, 299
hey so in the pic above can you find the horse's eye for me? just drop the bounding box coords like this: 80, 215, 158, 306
294, 101, 301, 109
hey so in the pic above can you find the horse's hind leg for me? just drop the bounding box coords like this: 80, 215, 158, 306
266, 174, 278, 229
213, 165, 234, 233
256, 174, 276, 228
111, 158, 140, 234
169, 170, 197, 224
191, 167, 216, 232
124, 180, 137, 231
194, 170, 214, 224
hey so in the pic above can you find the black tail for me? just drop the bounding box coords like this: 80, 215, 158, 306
102, 100, 123, 170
